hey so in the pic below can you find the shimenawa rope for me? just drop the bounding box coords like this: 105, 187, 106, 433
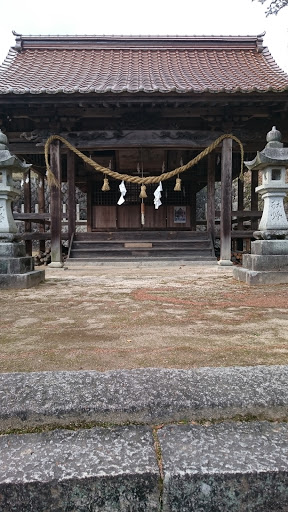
44, 134, 244, 188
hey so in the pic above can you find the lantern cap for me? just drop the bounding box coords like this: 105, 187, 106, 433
0, 130, 8, 147
266, 126, 282, 148
244, 126, 288, 171
0, 129, 32, 171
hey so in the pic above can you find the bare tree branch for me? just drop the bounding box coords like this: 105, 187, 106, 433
253, 0, 288, 15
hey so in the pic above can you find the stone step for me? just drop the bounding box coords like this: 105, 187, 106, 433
66, 257, 217, 266
69, 249, 213, 259
159, 421, 288, 512
72, 240, 211, 249
0, 421, 287, 511
1, 366, 286, 431
74, 231, 209, 241
0, 426, 160, 512
69, 231, 214, 262
0, 367, 287, 511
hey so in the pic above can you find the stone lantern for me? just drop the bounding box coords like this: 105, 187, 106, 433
0, 130, 31, 239
0, 130, 45, 288
233, 127, 288, 285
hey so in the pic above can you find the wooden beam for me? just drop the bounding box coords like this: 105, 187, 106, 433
219, 138, 233, 265
13, 213, 50, 221
49, 140, 63, 267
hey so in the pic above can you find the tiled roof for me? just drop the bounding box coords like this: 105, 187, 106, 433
1, 34, 288, 95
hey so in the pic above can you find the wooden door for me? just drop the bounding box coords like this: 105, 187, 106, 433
92, 206, 117, 229
117, 205, 141, 228
144, 205, 167, 228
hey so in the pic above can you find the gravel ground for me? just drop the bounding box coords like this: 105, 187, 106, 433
0, 264, 288, 372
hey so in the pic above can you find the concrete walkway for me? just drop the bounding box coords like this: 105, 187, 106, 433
0, 366, 287, 511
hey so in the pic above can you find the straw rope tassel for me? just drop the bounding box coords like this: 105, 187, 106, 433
102, 177, 110, 191
139, 184, 147, 198
174, 176, 182, 191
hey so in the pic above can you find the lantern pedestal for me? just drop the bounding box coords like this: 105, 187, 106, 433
0, 130, 45, 288
0, 241, 45, 289
233, 240, 288, 285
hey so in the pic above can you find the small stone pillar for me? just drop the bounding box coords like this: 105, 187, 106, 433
0, 130, 45, 288
233, 127, 288, 285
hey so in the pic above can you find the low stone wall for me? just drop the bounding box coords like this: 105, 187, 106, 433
0, 366, 287, 511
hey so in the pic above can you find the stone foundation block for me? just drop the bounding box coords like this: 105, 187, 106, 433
159, 422, 288, 512
242, 254, 288, 271
0, 269, 45, 289
0, 241, 26, 258
251, 240, 288, 255
233, 266, 288, 285
0, 426, 159, 512
0, 256, 34, 274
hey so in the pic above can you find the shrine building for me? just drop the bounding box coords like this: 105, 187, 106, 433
1, 33, 288, 265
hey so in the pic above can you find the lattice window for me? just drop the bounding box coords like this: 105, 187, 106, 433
92, 179, 192, 206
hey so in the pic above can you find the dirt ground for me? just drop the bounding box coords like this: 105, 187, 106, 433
1, 263, 288, 373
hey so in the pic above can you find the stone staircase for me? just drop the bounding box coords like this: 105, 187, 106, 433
0, 366, 287, 511
67, 231, 216, 264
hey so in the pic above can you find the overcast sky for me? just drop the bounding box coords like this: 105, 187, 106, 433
1, 0, 288, 71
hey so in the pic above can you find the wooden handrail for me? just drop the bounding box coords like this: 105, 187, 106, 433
67, 232, 75, 259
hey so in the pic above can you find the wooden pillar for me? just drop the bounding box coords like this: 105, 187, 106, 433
38, 175, 46, 253
24, 169, 32, 256
87, 177, 92, 232
237, 177, 244, 251
207, 153, 215, 241
48, 140, 63, 267
190, 186, 197, 231
67, 151, 76, 239
251, 169, 259, 231
219, 138, 233, 265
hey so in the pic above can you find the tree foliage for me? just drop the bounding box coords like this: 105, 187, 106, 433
254, 0, 288, 15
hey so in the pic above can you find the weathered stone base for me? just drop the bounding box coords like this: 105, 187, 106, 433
218, 259, 233, 266
242, 254, 288, 271
0, 241, 45, 288
48, 261, 64, 268
0, 269, 45, 289
233, 266, 288, 285
0, 241, 26, 258
251, 239, 288, 255
233, 239, 288, 285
